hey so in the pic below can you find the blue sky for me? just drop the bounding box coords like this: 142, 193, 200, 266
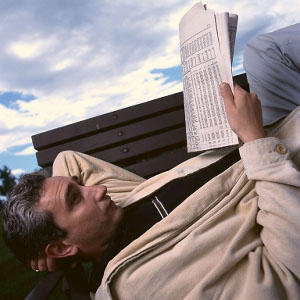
0, 0, 299, 177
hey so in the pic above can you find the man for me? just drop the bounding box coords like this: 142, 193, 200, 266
3, 24, 300, 299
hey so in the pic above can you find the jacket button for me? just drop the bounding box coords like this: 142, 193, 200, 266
275, 144, 287, 155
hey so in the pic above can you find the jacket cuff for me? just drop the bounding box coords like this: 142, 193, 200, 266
239, 137, 290, 175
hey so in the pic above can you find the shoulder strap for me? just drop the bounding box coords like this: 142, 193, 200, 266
25, 263, 91, 300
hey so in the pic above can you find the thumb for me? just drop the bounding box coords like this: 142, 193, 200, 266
220, 82, 235, 110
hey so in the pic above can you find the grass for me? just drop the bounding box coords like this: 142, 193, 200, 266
0, 215, 66, 300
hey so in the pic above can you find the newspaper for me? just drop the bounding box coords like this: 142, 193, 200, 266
179, 2, 239, 152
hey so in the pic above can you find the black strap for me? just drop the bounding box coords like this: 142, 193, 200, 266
25, 269, 65, 300
25, 263, 91, 300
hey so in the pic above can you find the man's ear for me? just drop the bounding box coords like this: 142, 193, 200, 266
45, 240, 78, 258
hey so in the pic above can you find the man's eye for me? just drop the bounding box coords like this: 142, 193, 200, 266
71, 194, 79, 205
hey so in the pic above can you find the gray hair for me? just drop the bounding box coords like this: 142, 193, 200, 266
2, 169, 67, 264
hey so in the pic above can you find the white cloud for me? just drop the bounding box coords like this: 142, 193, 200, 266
52, 58, 74, 71
0, 0, 299, 157
9, 41, 43, 59
7, 36, 57, 60
11, 168, 25, 176
14, 145, 36, 156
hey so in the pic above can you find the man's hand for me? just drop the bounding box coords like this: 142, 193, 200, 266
27, 252, 78, 272
27, 252, 57, 272
220, 82, 266, 143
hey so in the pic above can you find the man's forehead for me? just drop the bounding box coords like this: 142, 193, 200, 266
42, 176, 70, 190
39, 176, 72, 211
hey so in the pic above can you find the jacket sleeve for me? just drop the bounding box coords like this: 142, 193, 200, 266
52, 150, 145, 206
239, 137, 300, 278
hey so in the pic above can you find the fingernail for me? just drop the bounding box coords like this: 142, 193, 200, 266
220, 82, 227, 92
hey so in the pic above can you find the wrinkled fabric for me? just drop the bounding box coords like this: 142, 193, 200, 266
244, 23, 300, 125
53, 106, 300, 300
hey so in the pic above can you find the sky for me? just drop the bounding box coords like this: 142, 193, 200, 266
0, 0, 299, 177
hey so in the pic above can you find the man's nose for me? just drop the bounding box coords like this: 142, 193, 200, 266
91, 185, 107, 202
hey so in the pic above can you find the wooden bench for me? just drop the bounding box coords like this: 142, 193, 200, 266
32, 73, 249, 178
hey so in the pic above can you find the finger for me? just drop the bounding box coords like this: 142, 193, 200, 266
38, 256, 47, 272
232, 82, 250, 107
31, 258, 38, 271
46, 256, 57, 272
220, 82, 235, 110
233, 81, 242, 89
233, 82, 248, 98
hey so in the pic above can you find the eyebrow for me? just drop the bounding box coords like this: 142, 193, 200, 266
64, 176, 79, 207
64, 182, 75, 208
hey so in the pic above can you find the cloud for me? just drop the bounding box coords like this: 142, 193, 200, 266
14, 145, 36, 156
11, 168, 25, 176
0, 0, 299, 157
8, 38, 56, 59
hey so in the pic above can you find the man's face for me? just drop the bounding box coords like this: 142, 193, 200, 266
38, 176, 123, 260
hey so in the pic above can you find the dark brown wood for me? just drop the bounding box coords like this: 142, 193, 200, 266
32, 73, 249, 178
35, 109, 185, 167
32, 92, 184, 151
90, 127, 186, 164
233, 73, 249, 91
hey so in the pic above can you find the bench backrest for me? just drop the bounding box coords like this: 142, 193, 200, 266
32, 73, 249, 178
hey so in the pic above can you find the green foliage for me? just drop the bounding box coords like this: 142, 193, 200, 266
0, 216, 67, 299
0, 166, 17, 197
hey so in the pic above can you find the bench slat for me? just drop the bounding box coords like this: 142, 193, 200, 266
32, 92, 184, 150
36, 109, 185, 166
89, 127, 186, 165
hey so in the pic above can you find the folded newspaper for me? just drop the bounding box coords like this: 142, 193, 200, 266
179, 2, 239, 152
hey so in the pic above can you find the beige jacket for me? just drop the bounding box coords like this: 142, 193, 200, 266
53, 106, 300, 300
